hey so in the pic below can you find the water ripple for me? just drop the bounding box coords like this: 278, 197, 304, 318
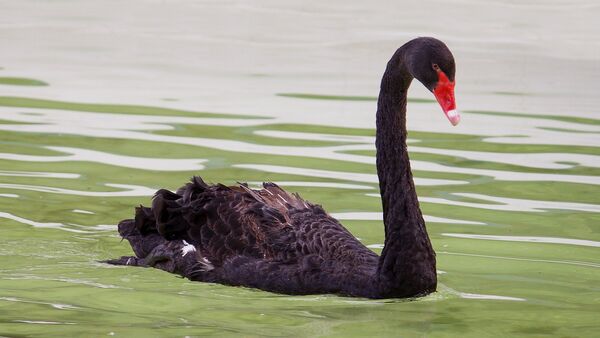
4, 275, 125, 289
0, 183, 155, 197
254, 130, 376, 143
0, 211, 64, 230
72, 209, 94, 215
1, 211, 115, 234
14, 320, 76, 325
367, 193, 600, 213
246, 181, 374, 190
442, 233, 600, 248
332, 212, 485, 225
0, 296, 80, 310
256, 130, 600, 169
458, 292, 526, 302
235, 164, 468, 186
410, 146, 600, 170
0, 146, 207, 171
412, 160, 600, 185
0, 211, 99, 233
438, 251, 600, 269
1, 113, 598, 185
422, 194, 599, 213
0, 170, 79, 179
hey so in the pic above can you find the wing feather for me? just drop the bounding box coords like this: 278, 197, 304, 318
131, 176, 373, 271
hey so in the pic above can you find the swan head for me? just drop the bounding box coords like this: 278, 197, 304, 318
405, 37, 459, 126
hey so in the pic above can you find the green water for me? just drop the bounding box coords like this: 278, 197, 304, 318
1, 1, 600, 336
1, 85, 598, 336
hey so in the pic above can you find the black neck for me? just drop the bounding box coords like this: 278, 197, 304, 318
375, 48, 436, 298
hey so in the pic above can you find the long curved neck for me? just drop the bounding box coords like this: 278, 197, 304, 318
375, 48, 436, 298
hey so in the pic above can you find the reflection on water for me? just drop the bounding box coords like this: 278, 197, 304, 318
366, 192, 600, 213
441, 233, 600, 248
0, 146, 207, 171
0, 211, 63, 229
236, 164, 469, 186
0, 183, 156, 197
456, 292, 526, 302
72, 209, 95, 215
0, 170, 79, 179
246, 181, 374, 190
0, 0, 599, 337
332, 212, 486, 225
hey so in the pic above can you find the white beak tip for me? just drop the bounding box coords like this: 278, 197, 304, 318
446, 109, 461, 126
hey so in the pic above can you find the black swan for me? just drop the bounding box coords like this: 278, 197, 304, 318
106, 37, 458, 299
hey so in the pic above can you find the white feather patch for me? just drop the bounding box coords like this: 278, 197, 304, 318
197, 257, 214, 271
181, 240, 197, 257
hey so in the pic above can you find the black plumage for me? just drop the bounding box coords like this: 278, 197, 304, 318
106, 37, 457, 298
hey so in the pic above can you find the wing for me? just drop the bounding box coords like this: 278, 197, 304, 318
134, 176, 377, 268
134, 177, 322, 267
112, 176, 380, 295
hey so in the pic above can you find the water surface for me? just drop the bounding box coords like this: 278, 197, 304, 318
0, 0, 599, 337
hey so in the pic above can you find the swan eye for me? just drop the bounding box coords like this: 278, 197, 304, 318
432, 63, 440, 71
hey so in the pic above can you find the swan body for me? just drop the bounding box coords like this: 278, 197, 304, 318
107, 37, 458, 299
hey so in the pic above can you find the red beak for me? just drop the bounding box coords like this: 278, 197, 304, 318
433, 71, 460, 126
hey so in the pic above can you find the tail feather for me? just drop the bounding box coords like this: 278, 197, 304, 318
153, 189, 190, 240
135, 205, 156, 235
262, 182, 309, 210
177, 176, 209, 203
